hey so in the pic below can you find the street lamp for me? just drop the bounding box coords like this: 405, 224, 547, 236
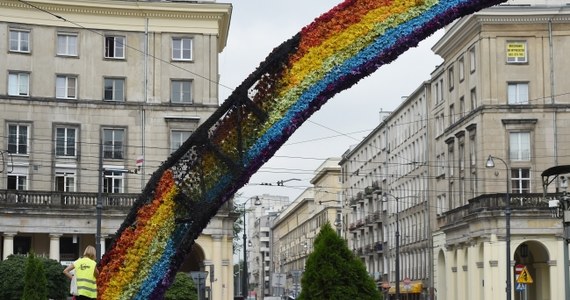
382, 192, 419, 300
486, 155, 511, 300
382, 192, 402, 300
96, 139, 139, 261
241, 196, 261, 299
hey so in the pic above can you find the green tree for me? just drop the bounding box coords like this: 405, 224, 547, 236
0, 254, 68, 300
22, 252, 48, 300
42, 258, 68, 300
165, 272, 198, 300
0, 255, 26, 300
298, 222, 382, 300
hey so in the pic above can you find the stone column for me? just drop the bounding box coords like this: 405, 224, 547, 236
2, 232, 17, 260
49, 234, 62, 261
211, 235, 222, 300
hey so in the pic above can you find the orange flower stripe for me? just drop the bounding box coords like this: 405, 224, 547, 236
99, 171, 178, 299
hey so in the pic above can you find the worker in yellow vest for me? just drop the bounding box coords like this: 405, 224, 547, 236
64, 245, 99, 300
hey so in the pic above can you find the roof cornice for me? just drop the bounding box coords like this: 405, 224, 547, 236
0, 0, 232, 50
433, 5, 570, 58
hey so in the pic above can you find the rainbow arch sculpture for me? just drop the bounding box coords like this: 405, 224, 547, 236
98, 0, 506, 298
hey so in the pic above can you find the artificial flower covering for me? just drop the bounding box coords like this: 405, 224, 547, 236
98, 0, 506, 298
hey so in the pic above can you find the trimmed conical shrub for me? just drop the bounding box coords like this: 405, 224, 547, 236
298, 222, 382, 300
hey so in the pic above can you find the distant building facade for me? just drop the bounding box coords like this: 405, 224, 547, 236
340, 82, 430, 298
339, 1, 570, 300
269, 158, 341, 299
431, 2, 570, 300
0, 1, 234, 299
244, 194, 290, 299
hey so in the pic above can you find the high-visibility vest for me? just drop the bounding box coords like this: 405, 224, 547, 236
74, 257, 97, 299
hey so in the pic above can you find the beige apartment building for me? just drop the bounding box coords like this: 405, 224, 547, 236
0, 1, 236, 299
339, 1, 570, 300
431, 2, 570, 300
269, 158, 341, 299
340, 83, 431, 299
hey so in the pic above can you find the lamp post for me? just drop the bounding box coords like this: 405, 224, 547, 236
486, 155, 511, 300
96, 139, 139, 261
382, 192, 401, 300
96, 142, 103, 262
382, 193, 419, 300
241, 196, 261, 299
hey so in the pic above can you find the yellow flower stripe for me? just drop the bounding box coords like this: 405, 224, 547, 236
103, 185, 178, 299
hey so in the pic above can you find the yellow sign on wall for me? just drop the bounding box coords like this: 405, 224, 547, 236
507, 43, 526, 58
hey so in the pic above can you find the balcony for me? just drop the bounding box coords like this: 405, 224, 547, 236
0, 189, 234, 214
349, 222, 357, 231
375, 242, 383, 253
357, 192, 364, 202
349, 197, 359, 207
371, 180, 380, 192
437, 193, 553, 229
0, 190, 137, 209
365, 215, 375, 226
373, 211, 381, 222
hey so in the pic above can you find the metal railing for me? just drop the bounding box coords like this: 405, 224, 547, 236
438, 193, 553, 227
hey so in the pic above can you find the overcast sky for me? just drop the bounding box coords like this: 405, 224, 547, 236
219, 1, 444, 203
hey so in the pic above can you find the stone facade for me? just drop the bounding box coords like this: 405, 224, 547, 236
339, 1, 570, 300
0, 1, 236, 299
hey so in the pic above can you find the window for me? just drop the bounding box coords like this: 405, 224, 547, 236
55, 172, 76, 192
470, 88, 477, 111
56, 75, 77, 99
172, 37, 192, 61
448, 67, 454, 90
8, 72, 30, 96
171, 80, 192, 103
8, 124, 29, 154
469, 132, 477, 167
438, 78, 444, 102
458, 138, 465, 171
459, 96, 465, 119
509, 132, 530, 161
56, 127, 77, 157
57, 32, 78, 56
448, 144, 455, 177
511, 168, 530, 193
434, 78, 444, 105
103, 170, 124, 193
9, 29, 30, 53
171, 130, 192, 153
14, 236, 31, 254
103, 128, 125, 159
8, 174, 27, 190
507, 82, 529, 105
435, 113, 445, 136
449, 104, 455, 125
469, 47, 476, 72
104, 78, 125, 101
506, 41, 527, 63
104, 36, 125, 59
458, 57, 465, 82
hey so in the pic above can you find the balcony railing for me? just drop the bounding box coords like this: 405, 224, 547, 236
438, 193, 553, 228
0, 189, 138, 209
0, 189, 234, 214
375, 242, 383, 253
